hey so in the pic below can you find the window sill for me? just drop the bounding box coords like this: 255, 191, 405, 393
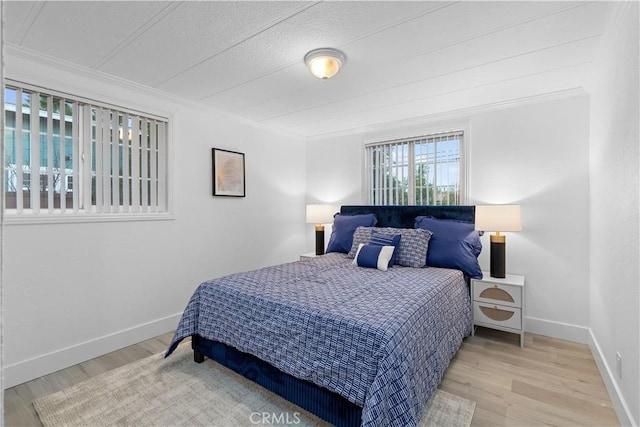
3, 210, 175, 225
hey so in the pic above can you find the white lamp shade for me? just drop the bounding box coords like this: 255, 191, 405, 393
306, 204, 335, 224
475, 205, 522, 232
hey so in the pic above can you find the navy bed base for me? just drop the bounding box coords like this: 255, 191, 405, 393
191, 205, 476, 427
192, 335, 362, 426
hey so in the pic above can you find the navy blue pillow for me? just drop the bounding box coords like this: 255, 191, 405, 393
414, 216, 483, 279
326, 213, 378, 254
369, 230, 402, 267
353, 244, 396, 271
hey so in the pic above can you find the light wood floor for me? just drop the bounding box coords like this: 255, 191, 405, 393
4, 328, 619, 427
443, 327, 619, 427
4, 332, 175, 427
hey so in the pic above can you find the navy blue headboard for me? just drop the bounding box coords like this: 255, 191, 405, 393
340, 205, 475, 228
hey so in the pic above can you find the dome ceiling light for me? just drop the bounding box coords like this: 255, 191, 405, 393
304, 48, 346, 80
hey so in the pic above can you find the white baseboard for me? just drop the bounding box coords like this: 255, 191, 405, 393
2, 313, 182, 389
524, 317, 636, 426
5, 313, 636, 427
589, 331, 637, 427
524, 315, 590, 344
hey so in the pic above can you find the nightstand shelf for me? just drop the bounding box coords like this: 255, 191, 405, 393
471, 272, 525, 347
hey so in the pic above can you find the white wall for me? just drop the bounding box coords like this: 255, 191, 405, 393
2, 50, 307, 387
0, 0, 6, 411
307, 94, 591, 342
587, 2, 640, 425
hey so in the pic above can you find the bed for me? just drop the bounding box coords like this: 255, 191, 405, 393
165, 205, 481, 427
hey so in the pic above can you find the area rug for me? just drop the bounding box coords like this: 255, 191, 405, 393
33, 344, 476, 426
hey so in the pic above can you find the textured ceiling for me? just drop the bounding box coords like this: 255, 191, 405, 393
5, 1, 612, 137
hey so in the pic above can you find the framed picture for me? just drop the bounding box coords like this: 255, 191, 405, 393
212, 148, 245, 197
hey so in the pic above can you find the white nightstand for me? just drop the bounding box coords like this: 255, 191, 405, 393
300, 252, 318, 260
471, 272, 525, 347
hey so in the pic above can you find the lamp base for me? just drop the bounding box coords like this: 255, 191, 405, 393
489, 234, 506, 278
315, 225, 325, 255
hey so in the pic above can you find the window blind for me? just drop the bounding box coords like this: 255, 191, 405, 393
4, 82, 169, 217
365, 130, 465, 206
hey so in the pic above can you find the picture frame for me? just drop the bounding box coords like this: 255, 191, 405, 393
212, 148, 245, 197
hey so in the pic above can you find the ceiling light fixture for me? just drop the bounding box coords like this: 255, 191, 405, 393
304, 48, 346, 80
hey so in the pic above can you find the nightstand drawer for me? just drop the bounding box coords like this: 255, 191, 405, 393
473, 281, 522, 308
473, 302, 522, 331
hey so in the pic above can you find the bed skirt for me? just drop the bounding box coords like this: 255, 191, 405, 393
192, 335, 363, 427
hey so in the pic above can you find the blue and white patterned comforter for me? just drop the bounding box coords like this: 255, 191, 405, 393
166, 253, 472, 427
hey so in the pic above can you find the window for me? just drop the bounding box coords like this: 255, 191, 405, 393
365, 130, 465, 205
4, 81, 169, 220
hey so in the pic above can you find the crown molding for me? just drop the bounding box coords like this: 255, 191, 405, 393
305, 87, 587, 141
4, 44, 306, 142
5, 44, 185, 105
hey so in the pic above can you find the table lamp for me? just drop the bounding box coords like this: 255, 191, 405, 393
475, 205, 522, 278
306, 204, 336, 255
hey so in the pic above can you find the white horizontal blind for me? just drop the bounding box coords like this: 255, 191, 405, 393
3, 82, 169, 217
365, 130, 464, 206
